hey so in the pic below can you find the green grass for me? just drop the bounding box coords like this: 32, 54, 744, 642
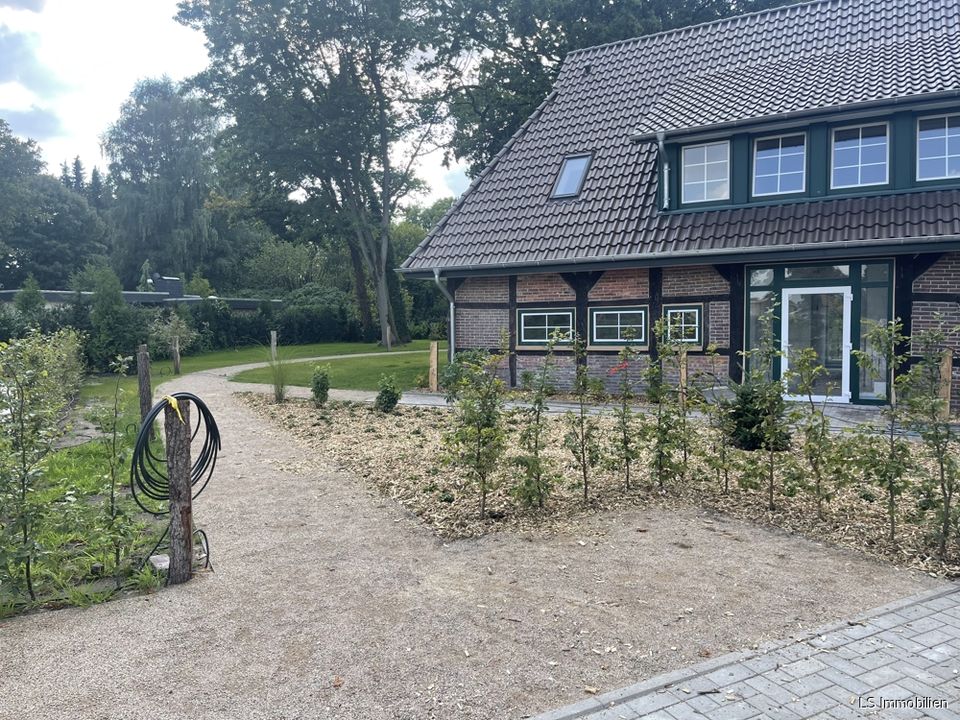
81, 339, 442, 402
231, 348, 448, 391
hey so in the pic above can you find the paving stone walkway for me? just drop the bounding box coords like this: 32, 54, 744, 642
535, 585, 960, 720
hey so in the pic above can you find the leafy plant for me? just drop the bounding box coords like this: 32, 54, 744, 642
444, 349, 508, 519
0, 329, 84, 601
899, 319, 959, 560
375, 374, 402, 413
853, 319, 912, 542
563, 335, 601, 503
311, 364, 332, 407
607, 342, 640, 490
640, 319, 683, 489
512, 335, 558, 508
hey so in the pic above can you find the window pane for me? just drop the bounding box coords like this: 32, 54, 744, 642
919, 157, 946, 180
755, 156, 779, 176
861, 263, 889, 283
683, 142, 729, 203
754, 134, 805, 196
780, 153, 805, 174
753, 175, 779, 196
860, 144, 887, 165
553, 156, 590, 197
525, 326, 547, 341
750, 268, 774, 286
949, 156, 960, 177
620, 312, 644, 325
785, 264, 849, 280
919, 117, 946, 134
748, 290, 776, 375
861, 124, 887, 141
547, 313, 571, 327
595, 326, 618, 341
594, 312, 618, 327
833, 147, 859, 168
860, 164, 887, 185
834, 128, 860, 144
859, 285, 891, 399
780, 172, 804, 193
919, 136, 947, 158
917, 116, 960, 181
832, 166, 859, 187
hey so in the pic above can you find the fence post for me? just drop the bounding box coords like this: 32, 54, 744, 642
172, 335, 181, 376
137, 344, 152, 428
270, 330, 278, 364
429, 341, 439, 392
940, 349, 953, 420
165, 398, 193, 585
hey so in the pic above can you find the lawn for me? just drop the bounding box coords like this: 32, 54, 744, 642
230, 344, 448, 391
81, 339, 443, 401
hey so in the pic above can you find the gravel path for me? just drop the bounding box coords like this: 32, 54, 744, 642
0, 368, 943, 720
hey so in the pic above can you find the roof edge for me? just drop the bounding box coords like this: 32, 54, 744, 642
400, 90, 559, 270
399, 235, 960, 278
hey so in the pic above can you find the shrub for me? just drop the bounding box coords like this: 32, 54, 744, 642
277, 284, 362, 344
440, 349, 490, 399
513, 338, 558, 508
375, 374, 401, 413
311, 364, 331, 407
727, 379, 790, 452
563, 335, 601, 503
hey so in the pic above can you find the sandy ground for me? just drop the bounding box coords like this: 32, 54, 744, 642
0, 369, 943, 720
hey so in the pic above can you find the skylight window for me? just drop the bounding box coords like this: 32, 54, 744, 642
551, 154, 591, 198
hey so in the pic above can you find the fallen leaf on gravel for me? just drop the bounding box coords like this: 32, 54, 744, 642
332, 676, 344, 688
584, 686, 598, 694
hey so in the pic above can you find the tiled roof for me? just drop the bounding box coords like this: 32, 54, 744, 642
402, 0, 960, 275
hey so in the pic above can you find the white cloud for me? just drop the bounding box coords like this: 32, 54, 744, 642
0, 0, 463, 198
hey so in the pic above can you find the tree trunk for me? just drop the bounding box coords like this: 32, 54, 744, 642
137, 344, 152, 429
166, 399, 193, 585
347, 241, 374, 339
172, 336, 181, 376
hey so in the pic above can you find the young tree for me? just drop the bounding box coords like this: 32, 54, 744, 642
608, 342, 640, 490
564, 335, 601, 503
0, 330, 84, 600
445, 349, 508, 519
854, 319, 912, 543
71, 156, 86, 193
900, 320, 959, 560
513, 335, 558, 508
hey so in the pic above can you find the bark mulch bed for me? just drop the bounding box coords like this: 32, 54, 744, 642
242, 394, 960, 578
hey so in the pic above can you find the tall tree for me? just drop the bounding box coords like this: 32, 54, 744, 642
71, 155, 86, 192
0, 175, 109, 289
178, 0, 437, 348
102, 77, 220, 285
87, 166, 106, 211
433, 0, 798, 175
58, 160, 71, 188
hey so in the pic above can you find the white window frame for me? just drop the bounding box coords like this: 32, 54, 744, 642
590, 306, 648, 345
752, 133, 807, 197
663, 305, 702, 345
681, 141, 730, 204
830, 122, 890, 190
550, 154, 592, 198
517, 309, 574, 345
915, 113, 960, 182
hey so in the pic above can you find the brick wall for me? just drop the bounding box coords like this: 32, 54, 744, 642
663, 266, 729, 296
660, 354, 730, 389
455, 277, 509, 303
587, 353, 651, 395
516, 353, 577, 390
516, 273, 575, 303
911, 301, 960, 354
588, 269, 650, 301
455, 307, 509, 349
913, 253, 960, 292
708, 301, 731, 348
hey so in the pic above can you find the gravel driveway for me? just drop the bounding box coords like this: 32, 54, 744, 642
0, 368, 943, 720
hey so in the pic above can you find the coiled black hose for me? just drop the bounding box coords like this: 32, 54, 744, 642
130, 392, 221, 515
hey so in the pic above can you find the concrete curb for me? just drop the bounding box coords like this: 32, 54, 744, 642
528, 583, 959, 720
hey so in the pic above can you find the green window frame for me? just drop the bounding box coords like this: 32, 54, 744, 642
916, 113, 960, 182
517, 308, 575, 346
744, 259, 894, 404
830, 122, 890, 189
752, 133, 806, 197
589, 306, 648, 345
663, 304, 702, 345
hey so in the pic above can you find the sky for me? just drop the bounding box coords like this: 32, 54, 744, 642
0, 0, 467, 202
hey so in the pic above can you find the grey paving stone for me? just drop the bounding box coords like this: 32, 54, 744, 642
851, 649, 899, 672
816, 667, 871, 696
783, 672, 835, 698
781, 657, 829, 679
858, 663, 908, 689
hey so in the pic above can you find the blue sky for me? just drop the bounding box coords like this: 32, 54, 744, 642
0, 0, 466, 202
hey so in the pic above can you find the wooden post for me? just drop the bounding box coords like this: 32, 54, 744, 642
172, 335, 181, 376
939, 349, 953, 420
679, 352, 688, 411
137, 344, 152, 427
270, 330, 278, 363
165, 398, 193, 585
429, 341, 439, 392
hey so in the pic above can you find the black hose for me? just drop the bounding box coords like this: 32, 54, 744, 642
130, 392, 221, 515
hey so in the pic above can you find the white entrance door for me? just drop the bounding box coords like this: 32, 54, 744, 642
780, 286, 852, 403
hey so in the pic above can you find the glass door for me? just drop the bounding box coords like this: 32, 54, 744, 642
780, 286, 852, 402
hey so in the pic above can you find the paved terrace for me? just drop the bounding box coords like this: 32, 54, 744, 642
535, 585, 960, 720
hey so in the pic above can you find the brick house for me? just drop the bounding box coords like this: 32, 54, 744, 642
400, 0, 960, 407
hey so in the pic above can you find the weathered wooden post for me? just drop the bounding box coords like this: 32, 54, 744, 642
429, 341, 439, 392
939, 349, 953, 420
270, 330, 278, 363
137, 344, 152, 427
165, 398, 193, 585
172, 335, 181, 376
679, 352, 688, 411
